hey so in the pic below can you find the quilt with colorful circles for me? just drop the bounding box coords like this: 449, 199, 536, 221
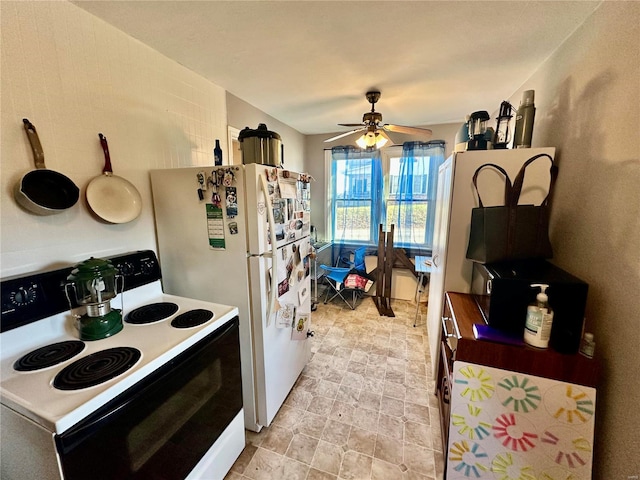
447, 361, 596, 480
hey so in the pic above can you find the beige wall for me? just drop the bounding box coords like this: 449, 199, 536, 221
1, 1, 228, 276
508, 3, 639, 477
305, 122, 460, 241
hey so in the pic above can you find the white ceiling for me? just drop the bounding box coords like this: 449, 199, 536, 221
71, 1, 601, 136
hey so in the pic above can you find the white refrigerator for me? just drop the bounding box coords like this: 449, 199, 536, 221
150, 164, 313, 432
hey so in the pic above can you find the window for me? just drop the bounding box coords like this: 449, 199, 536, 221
327, 141, 445, 252
329, 150, 382, 243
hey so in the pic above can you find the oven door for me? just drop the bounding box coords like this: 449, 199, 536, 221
55, 317, 242, 480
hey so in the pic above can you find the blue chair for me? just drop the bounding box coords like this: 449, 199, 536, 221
320, 265, 361, 310
338, 246, 367, 272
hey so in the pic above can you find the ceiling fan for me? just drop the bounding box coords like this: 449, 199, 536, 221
324, 91, 432, 148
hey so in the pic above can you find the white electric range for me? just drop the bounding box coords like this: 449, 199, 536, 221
1, 250, 245, 480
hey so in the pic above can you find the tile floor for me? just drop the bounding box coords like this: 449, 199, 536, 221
225, 291, 445, 480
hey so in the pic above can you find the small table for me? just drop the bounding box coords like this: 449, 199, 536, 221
413, 256, 432, 327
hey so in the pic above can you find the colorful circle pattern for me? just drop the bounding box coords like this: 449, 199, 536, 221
540, 425, 592, 469
491, 452, 537, 480
492, 413, 538, 452
543, 384, 594, 425
451, 403, 493, 441
497, 375, 542, 413
448, 440, 490, 478
455, 365, 495, 402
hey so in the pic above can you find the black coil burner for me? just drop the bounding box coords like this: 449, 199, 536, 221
14, 341, 86, 372
53, 347, 141, 391
171, 309, 214, 329
125, 302, 179, 325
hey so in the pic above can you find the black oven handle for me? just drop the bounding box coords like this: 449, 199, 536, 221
55, 317, 239, 454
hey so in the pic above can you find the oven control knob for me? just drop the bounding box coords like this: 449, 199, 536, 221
141, 261, 155, 275
11, 285, 37, 306
116, 261, 135, 276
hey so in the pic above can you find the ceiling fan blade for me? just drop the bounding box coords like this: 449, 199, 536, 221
324, 128, 366, 143
383, 124, 433, 136
338, 123, 366, 127
378, 129, 391, 142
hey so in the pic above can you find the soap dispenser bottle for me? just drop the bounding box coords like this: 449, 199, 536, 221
524, 283, 554, 348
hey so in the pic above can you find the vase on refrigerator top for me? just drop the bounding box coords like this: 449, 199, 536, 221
513, 90, 536, 148
214, 139, 223, 165
493, 101, 514, 149
239, 124, 283, 167
467, 111, 490, 150
454, 115, 470, 152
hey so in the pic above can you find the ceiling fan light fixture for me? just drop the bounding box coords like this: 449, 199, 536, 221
356, 131, 388, 149
375, 134, 388, 149
355, 135, 369, 149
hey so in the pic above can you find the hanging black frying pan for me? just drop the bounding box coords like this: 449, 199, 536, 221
14, 119, 80, 215
85, 133, 142, 224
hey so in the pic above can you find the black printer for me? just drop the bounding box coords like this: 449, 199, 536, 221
471, 260, 588, 354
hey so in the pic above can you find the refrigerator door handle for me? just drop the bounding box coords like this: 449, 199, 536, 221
260, 173, 278, 322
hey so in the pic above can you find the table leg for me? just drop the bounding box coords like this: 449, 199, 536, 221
414, 272, 425, 327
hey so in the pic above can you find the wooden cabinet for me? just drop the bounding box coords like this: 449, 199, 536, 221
436, 291, 598, 453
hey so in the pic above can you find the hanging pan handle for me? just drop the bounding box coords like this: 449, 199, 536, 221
98, 133, 114, 174
23, 119, 46, 169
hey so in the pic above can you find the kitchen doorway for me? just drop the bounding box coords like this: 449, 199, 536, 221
228, 126, 242, 165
